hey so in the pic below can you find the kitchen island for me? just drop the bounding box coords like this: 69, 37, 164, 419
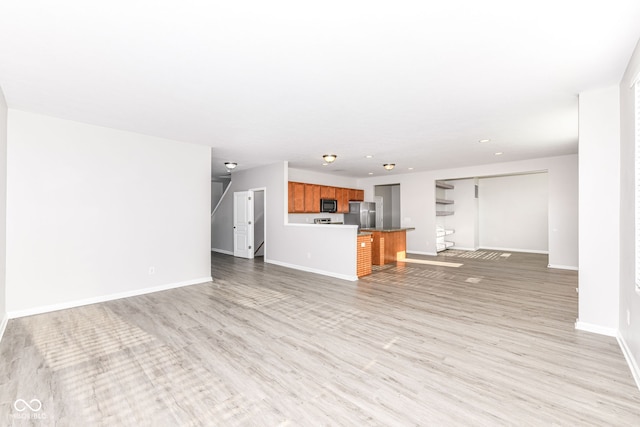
360, 228, 415, 265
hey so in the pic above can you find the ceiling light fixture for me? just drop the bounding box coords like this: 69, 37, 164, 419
383, 163, 395, 171
224, 162, 238, 170
365, 155, 374, 159
322, 154, 337, 163
479, 139, 491, 143
494, 152, 503, 156
368, 172, 374, 175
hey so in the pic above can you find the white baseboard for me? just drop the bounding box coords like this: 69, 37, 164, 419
479, 246, 549, 254
575, 320, 618, 337
266, 259, 358, 282
617, 332, 640, 391
547, 264, 579, 271
8, 276, 213, 319
406, 250, 438, 257
212, 248, 234, 256
0, 313, 8, 344
450, 246, 477, 251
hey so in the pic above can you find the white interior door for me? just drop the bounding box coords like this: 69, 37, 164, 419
233, 191, 254, 259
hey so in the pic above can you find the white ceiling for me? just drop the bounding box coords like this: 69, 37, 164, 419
1, 1, 640, 179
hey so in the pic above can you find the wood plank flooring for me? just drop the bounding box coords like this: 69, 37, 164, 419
1, 251, 639, 425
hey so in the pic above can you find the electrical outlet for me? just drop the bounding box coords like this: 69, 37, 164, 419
148, 267, 155, 275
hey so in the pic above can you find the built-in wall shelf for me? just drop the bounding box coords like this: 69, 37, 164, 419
436, 181, 455, 190
436, 241, 455, 251
435, 180, 455, 252
436, 229, 455, 237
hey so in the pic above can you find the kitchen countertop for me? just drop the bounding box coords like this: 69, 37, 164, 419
360, 227, 416, 233
357, 232, 373, 236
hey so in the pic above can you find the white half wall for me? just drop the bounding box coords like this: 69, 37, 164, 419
479, 173, 549, 253
577, 87, 620, 333
618, 37, 640, 388
6, 110, 212, 316
0, 86, 7, 340
358, 155, 578, 268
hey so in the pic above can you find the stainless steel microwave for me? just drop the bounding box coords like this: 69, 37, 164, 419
320, 198, 337, 213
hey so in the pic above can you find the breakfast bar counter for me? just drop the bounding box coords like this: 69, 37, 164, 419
360, 228, 415, 265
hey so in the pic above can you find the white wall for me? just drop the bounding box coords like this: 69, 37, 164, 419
6, 110, 212, 316
577, 87, 620, 335
358, 154, 578, 268
211, 162, 359, 280
619, 38, 640, 386
288, 168, 358, 188
0, 87, 7, 339
479, 173, 549, 253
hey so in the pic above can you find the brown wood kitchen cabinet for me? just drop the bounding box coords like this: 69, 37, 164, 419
320, 186, 335, 199
349, 189, 364, 202
337, 188, 349, 213
288, 182, 306, 213
304, 183, 320, 213
288, 181, 365, 213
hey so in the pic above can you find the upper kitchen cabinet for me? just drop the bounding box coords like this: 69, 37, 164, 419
349, 189, 364, 202
320, 186, 336, 199
288, 182, 365, 213
304, 183, 320, 213
288, 182, 306, 213
336, 188, 349, 213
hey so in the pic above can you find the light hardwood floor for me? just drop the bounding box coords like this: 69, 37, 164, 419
1, 251, 639, 426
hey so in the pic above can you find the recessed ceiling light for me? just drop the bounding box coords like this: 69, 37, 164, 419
408, 167, 414, 170
479, 139, 491, 143
494, 152, 503, 156
368, 172, 374, 175
322, 162, 329, 166
365, 155, 374, 159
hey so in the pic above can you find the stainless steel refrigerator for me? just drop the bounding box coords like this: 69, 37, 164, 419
344, 201, 376, 229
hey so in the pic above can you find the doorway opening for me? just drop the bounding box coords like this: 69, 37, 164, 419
374, 184, 401, 229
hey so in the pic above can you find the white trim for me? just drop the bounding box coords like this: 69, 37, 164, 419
8, 276, 213, 319
479, 246, 549, 254
212, 248, 234, 256
617, 332, 640, 391
575, 320, 618, 337
266, 259, 358, 282
547, 264, 579, 271
406, 250, 438, 257
0, 313, 8, 344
